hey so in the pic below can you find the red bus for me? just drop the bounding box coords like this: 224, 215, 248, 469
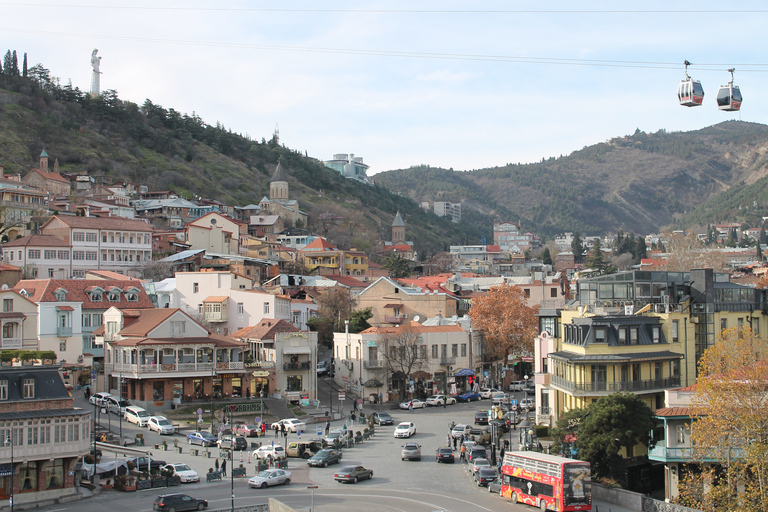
500, 451, 591, 511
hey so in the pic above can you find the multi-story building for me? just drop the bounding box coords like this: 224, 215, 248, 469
101, 307, 248, 412
2, 235, 71, 278
494, 222, 536, 252
356, 277, 458, 327
0, 365, 91, 508
37, 215, 153, 278
323, 153, 370, 182
0, 177, 48, 239
299, 238, 369, 277
133, 197, 214, 229
449, 245, 501, 274
434, 201, 461, 223
186, 212, 244, 255
21, 151, 71, 198
0, 289, 39, 353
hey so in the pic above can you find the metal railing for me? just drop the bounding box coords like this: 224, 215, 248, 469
108, 361, 244, 374
363, 360, 384, 369
550, 374, 681, 394
439, 357, 456, 365
283, 362, 311, 371
57, 326, 72, 337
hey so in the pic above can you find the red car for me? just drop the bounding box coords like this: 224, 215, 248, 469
233, 424, 260, 437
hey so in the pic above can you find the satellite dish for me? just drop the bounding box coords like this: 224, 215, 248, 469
412, 315, 420, 323
1, 284, 7, 290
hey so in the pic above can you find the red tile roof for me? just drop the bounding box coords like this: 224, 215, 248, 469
26, 168, 69, 183
85, 270, 143, 281
13, 279, 154, 310
301, 238, 337, 252
2, 234, 70, 248
44, 215, 153, 232
324, 275, 367, 288
231, 319, 299, 340
116, 308, 182, 337
109, 333, 244, 348
654, 407, 694, 417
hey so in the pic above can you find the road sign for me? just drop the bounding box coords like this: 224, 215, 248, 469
255, 416, 261, 423
339, 392, 346, 401
197, 408, 203, 415
511, 399, 517, 406
229, 405, 237, 412
511, 405, 518, 411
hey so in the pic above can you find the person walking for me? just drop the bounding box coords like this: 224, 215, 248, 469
221, 458, 227, 477
443, 396, 447, 408
453, 436, 458, 450
446, 434, 451, 447
460, 444, 467, 462
215, 457, 220, 472
409, 400, 413, 412
281, 423, 287, 439
274, 423, 279, 438
261, 423, 267, 436
325, 420, 330, 435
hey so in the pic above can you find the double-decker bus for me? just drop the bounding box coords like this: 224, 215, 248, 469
500, 451, 591, 511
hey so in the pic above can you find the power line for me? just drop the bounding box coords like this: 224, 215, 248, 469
2, 26, 768, 72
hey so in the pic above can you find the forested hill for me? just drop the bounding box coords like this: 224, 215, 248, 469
374, 121, 768, 236
0, 59, 491, 259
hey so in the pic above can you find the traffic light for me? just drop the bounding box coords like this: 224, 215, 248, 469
468, 376, 474, 386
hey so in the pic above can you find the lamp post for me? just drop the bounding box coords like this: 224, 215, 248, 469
229, 405, 237, 512
210, 356, 216, 433
5, 434, 13, 512
118, 373, 123, 439
307, 485, 318, 511
92, 401, 98, 484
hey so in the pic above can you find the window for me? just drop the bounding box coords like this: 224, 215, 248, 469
55, 290, 66, 301
652, 326, 661, 344
550, 288, 557, 298
2, 299, 12, 312
461, 343, 467, 357
452, 344, 458, 357
73, 232, 85, 242
57, 251, 69, 260
672, 320, 679, 343
676, 425, 686, 444
197, 304, 203, 314
86, 233, 98, 242
86, 251, 97, 260
27, 249, 40, 259
286, 375, 303, 392
594, 328, 606, 343
263, 302, 270, 314
59, 340, 66, 352
671, 359, 680, 377
91, 292, 102, 302
629, 328, 638, 345
193, 283, 199, 293
3, 323, 15, 339
108, 290, 121, 301
523, 288, 530, 298
126, 292, 138, 302
44, 250, 56, 259
431, 345, 438, 358
171, 321, 186, 335
73, 251, 85, 260
753, 318, 760, 336
654, 362, 661, 380
22, 378, 34, 398
721, 318, 727, 332
102, 234, 107, 242
237, 303, 244, 314
618, 328, 627, 345
0, 380, 7, 400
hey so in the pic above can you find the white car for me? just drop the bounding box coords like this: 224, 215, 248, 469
147, 416, 175, 435
451, 424, 472, 439
89, 392, 113, 407
399, 399, 427, 410
425, 395, 456, 406
248, 468, 292, 488
162, 463, 200, 483
491, 393, 510, 406
270, 418, 306, 433
393, 422, 416, 438
479, 388, 499, 399
252, 444, 286, 460
471, 458, 492, 475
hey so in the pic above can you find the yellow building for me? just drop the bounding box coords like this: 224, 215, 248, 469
299, 238, 369, 276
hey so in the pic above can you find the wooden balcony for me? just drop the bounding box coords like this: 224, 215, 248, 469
109, 361, 245, 377
550, 374, 680, 395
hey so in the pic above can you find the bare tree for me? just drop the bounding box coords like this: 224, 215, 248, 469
661, 232, 726, 272
317, 287, 356, 332
140, 260, 173, 281
377, 323, 429, 400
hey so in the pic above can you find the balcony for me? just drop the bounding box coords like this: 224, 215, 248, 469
384, 315, 408, 324
283, 361, 311, 371
363, 360, 384, 369
538, 406, 551, 415
245, 361, 276, 369
204, 311, 228, 323
439, 357, 456, 366
57, 326, 72, 337
550, 374, 681, 395
647, 444, 740, 462
109, 361, 244, 376
0, 338, 22, 349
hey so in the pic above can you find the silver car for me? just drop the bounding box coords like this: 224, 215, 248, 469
401, 442, 421, 461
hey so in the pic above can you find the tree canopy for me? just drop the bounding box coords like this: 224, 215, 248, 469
377, 323, 428, 399
468, 284, 539, 360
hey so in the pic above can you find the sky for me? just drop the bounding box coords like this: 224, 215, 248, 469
2, 1, 768, 175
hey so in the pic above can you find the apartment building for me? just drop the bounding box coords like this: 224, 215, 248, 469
356, 277, 458, 327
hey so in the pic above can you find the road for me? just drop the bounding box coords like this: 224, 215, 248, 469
64, 386, 539, 512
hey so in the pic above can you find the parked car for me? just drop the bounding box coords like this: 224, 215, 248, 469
89, 392, 113, 407
479, 388, 499, 399
286, 440, 325, 459
491, 393, 510, 406
148, 416, 175, 435
153, 493, 207, 512
520, 398, 535, 411
435, 446, 455, 463
393, 422, 416, 438
248, 469, 292, 488
105, 396, 130, 415
474, 410, 490, 425
456, 391, 481, 402
325, 429, 353, 446
334, 465, 373, 483
161, 463, 200, 483
451, 424, 472, 439
469, 445, 488, 463
475, 468, 498, 487
399, 399, 427, 410
509, 380, 526, 392
371, 411, 394, 425
187, 431, 217, 447
252, 444, 286, 460
127, 456, 166, 471
270, 418, 306, 433
307, 449, 343, 467
470, 458, 491, 475
217, 435, 247, 451
233, 424, 260, 437
425, 395, 456, 406
124, 406, 151, 427
316, 361, 329, 376
401, 442, 421, 461
488, 477, 503, 495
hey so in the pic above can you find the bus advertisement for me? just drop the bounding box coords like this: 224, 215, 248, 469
501, 451, 591, 511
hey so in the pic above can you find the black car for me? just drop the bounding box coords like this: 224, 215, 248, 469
153, 493, 208, 512
128, 456, 167, 471
475, 468, 498, 487
371, 411, 394, 425
307, 449, 343, 467
334, 465, 373, 483
468, 446, 488, 463
474, 411, 489, 425
436, 447, 455, 463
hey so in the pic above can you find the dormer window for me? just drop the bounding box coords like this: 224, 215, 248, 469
125, 292, 138, 302
23, 377, 34, 399
18, 289, 28, 298
91, 292, 103, 302
108, 289, 122, 302
55, 289, 67, 301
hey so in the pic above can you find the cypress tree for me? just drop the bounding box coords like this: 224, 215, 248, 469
22, 52, 27, 77
3, 51, 11, 75
11, 50, 18, 75
571, 232, 584, 264
541, 247, 553, 265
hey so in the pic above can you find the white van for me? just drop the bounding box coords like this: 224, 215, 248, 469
124, 406, 150, 427
508, 380, 526, 392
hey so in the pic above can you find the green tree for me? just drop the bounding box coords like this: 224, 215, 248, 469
760, 225, 767, 245
541, 247, 552, 265
382, 255, 412, 278
3, 51, 12, 75
11, 50, 18, 75
571, 232, 584, 263
585, 239, 605, 270
316, 287, 356, 332
306, 317, 334, 347
348, 307, 373, 333
757, 243, 763, 262
575, 393, 656, 483
22, 52, 27, 77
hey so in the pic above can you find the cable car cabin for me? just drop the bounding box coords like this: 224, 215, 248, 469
678, 79, 705, 106
717, 84, 742, 111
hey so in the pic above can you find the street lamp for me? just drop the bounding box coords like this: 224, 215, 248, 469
5, 434, 13, 512
229, 405, 237, 512
91, 401, 98, 484
307, 485, 318, 511
210, 355, 216, 433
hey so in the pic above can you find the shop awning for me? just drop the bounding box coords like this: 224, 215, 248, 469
283, 346, 312, 355
412, 371, 429, 379
363, 379, 383, 387
383, 303, 402, 308
455, 368, 475, 377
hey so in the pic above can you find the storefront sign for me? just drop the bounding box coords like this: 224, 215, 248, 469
252, 371, 270, 377
218, 373, 237, 378
154, 401, 164, 407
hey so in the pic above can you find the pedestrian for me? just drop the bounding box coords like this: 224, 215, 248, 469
281, 423, 287, 438
460, 433, 465, 444
325, 420, 330, 435
261, 423, 266, 436
379, 392, 383, 405
274, 423, 279, 438
409, 400, 413, 412
215, 457, 220, 472
460, 444, 467, 462
453, 436, 457, 450
351, 412, 356, 423
246, 388, 251, 399
443, 396, 447, 408
446, 434, 451, 447
221, 458, 227, 477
